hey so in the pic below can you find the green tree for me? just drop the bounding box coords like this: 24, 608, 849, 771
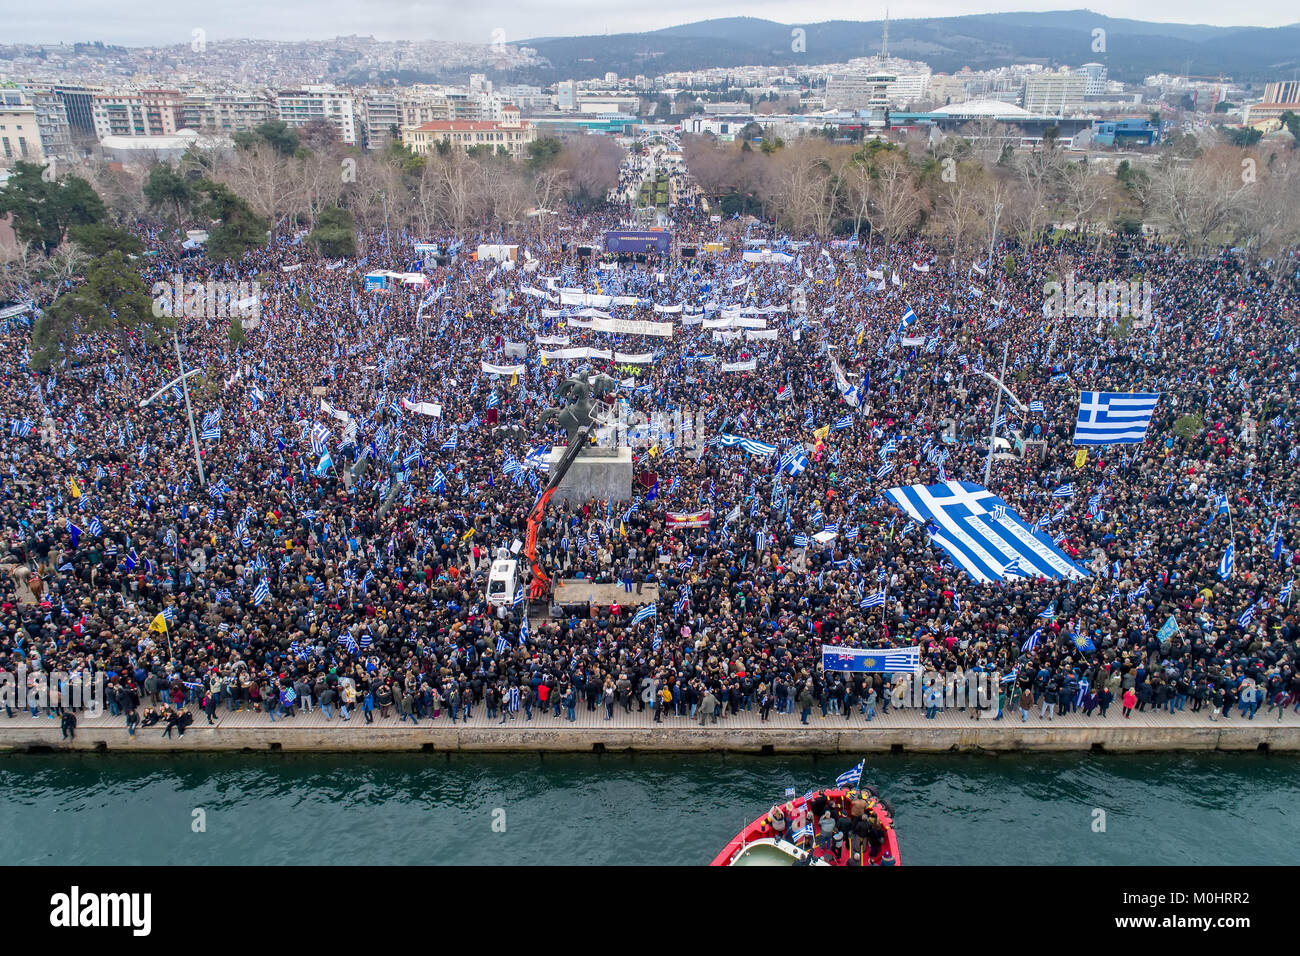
66, 223, 143, 257
1226, 127, 1262, 147
1279, 111, 1300, 146
143, 163, 199, 225
197, 180, 270, 262
228, 316, 245, 347
526, 136, 562, 170
30, 250, 163, 369
0, 161, 106, 253
308, 205, 357, 257
233, 120, 300, 156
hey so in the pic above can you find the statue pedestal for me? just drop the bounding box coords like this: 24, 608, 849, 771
546, 446, 633, 506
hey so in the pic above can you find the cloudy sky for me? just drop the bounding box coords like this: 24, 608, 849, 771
5, 0, 1295, 45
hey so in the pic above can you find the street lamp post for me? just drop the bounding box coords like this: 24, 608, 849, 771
988, 200, 1004, 272
140, 326, 206, 487
980, 341, 1029, 487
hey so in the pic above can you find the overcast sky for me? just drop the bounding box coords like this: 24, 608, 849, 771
4, 0, 1295, 46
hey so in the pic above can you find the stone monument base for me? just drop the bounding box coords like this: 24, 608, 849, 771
546, 445, 633, 506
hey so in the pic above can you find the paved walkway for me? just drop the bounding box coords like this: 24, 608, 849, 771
8, 697, 1299, 733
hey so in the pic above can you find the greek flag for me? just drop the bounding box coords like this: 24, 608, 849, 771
793, 534, 808, 547
1072, 392, 1160, 445
1281, 581, 1293, 603
430, 468, 447, 493
201, 426, 221, 442
486, 391, 499, 409
778, 447, 808, 477
715, 433, 778, 457
1237, 603, 1257, 628
310, 422, 331, 455
1218, 543, 1234, 580
861, 590, 886, 608
875, 462, 895, 480
1052, 484, 1075, 499
252, 578, 271, 607
632, 604, 657, 625
833, 416, 852, 431
883, 481, 1088, 584
1021, 628, 1041, 652
1029, 400, 1044, 413
790, 823, 814, 842
835, 760, 864, 789
899, 305, 916, 329
495, 635, 508, 655
441, 432, 458, 451
88, 516, 103, 536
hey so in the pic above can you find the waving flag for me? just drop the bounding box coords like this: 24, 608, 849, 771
1218, 543, 1235, 580
835, 760, 864, 789
1072, 392, 1160, 445
631, 604, 657, 625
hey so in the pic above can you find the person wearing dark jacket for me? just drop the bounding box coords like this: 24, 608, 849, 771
60, 710, 77, 739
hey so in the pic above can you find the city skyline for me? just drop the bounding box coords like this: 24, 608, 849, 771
2, 1, 1296, 47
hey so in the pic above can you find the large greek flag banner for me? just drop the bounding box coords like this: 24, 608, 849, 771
884, 481, 1090, 584
1072, 391, 1160, 445
822, 645, 920, 674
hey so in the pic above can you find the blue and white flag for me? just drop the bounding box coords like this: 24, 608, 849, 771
1051, 483, 1075, 499
1280, 580, 1293, 603
1218, 543, 1234, 580
821, 644, 919, 674
1072, 392, 1160, 445
1021, 628, 1041, 652
835, 760, 864, 789
631, 603, 657, 625
715, 433, 778, 457
899, 305, 916, 329
252, 578, 271, 607
1029, 400, 1044, 413
778, 447, 808, 477
875, 462, 895, 480
883, 481, 1088, 584
1237, 603, 1257, 629
860, 590, 886, 609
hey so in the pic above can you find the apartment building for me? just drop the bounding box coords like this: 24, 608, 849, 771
358, 92, 402, 149
181, 90, 275, 134
0, 104, 46, 165
276, 86, 357, 145
92, 89, 183, 139
824, 73, 895, 111
400, 105, 536, 159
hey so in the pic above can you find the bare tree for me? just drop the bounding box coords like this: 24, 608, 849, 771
867, 152, 925, 246
1059, 159, 1116, 245
1140, 150, 1252, 255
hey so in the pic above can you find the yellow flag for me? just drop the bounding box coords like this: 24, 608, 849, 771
541, 356, 549, 367
855, 330, 864, 346
149, 613, 168, 634
814, 424, 830, 441
461, 528, 475, 542
1074, 449, 1088, 468
619, 521, 626, 537
69, 478, 81, 499
510, 372, 518, 387
648, 444, 659, 458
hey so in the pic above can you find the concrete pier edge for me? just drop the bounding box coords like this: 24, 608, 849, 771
4, 724, 1298, 754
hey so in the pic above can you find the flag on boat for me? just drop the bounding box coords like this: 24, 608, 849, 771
835, 760, 864, 788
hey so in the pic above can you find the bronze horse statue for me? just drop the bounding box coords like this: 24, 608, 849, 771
538, 374, 619, 444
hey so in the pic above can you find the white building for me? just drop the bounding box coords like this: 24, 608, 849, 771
1023, 71, 1088, 115
276, 86, 357, 145
825, 73, 895, 111
1076, 63, 1109, 97
0, 105, 45, 165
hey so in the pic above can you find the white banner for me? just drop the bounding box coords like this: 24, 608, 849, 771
401, 399, 442, 418
535, 335, 571, 346
541, 347, 613, 360
745, 329, 779, 341
901, 336, 926, 346
566, 317, 673, 338
722, 359, 758, 372
320, 399, 353, 423
482, 362, 526, 376
653, 303, 683, 314
613, 352, 655, 364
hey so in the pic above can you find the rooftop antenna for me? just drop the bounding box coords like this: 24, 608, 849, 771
880, 8, 890, 60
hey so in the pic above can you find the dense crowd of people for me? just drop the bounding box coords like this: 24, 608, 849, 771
2, 141, 1298, 738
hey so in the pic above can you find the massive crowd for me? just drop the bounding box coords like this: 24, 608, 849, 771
2, 145, 1299, 735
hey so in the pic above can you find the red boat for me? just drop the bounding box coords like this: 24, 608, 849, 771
710, 787, 901, 867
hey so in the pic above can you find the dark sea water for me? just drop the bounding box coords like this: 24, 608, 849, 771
1, 752, 1294, 865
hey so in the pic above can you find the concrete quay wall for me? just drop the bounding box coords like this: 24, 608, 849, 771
2, 724, 1296, 755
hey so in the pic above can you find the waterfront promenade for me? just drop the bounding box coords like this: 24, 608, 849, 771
4, 698, 1299, 753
